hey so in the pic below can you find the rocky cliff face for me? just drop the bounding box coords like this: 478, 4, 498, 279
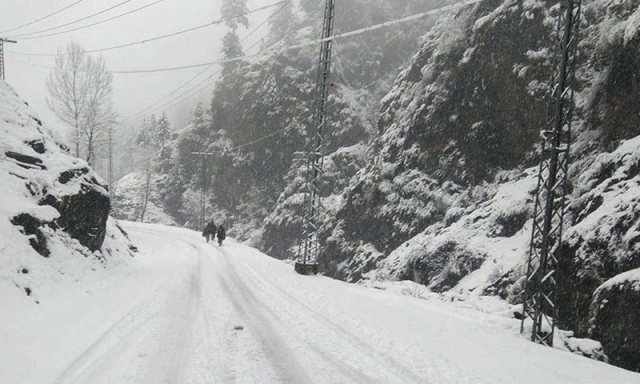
0, 80, 122, 262
276, 0, 640, 372
589, 270, 640, 372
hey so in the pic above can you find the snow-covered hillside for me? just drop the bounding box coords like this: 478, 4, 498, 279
112, 171, 177, 226
0, 80, 133, 305
254, 0, 640, 372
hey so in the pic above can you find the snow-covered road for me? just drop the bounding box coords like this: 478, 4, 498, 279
3, 221, 639, 383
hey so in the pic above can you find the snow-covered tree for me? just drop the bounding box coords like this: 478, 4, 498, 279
81, 55, 116, 166
220, 0, 249, 29
265, 1, 296, 47
221, 30, 244, 74
155, 112, 171, 151
47, 42, 116, 163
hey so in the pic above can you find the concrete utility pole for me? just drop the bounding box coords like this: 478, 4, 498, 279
0, 38, 17, 80
521, 0, 582, 347
295, 0, 336, 275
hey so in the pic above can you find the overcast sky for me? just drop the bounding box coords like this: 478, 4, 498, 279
2, 0, 271, 134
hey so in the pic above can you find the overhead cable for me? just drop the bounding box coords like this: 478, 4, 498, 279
5, 0, 294, 56
14, 0, 167, 40
0, 0, 88, 34
121, 0, 298, 122
7, 0, 135, 39
89, 1, 286, 53
112, 0, 480, 74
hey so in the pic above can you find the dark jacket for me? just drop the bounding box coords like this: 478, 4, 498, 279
216, 225, 226, 240
203, 221, 216, 236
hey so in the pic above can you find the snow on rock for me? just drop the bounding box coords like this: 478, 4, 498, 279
0, 80, 133, 302
375, 168, 537, 294
588, 268, 640, 371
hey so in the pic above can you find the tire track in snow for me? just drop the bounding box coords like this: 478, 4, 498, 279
54, 229, 204, 384
215, 249, 376, 383
216, 248, 314, 384
51, 274, 174, 384
139, 247, 201, 384
178, 236, 237, 383
226, 253, 381, 383
131, 228, 240, 383
230, 246, 429, 384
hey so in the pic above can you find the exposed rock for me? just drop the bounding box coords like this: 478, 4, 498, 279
588, 271, 640, 372
26, 140, 45, 154
1, 80, 112, 257
52, 182, 110, 252
10, 213, 51, 257
58, 167, 90, 184
5, 151, 46, 170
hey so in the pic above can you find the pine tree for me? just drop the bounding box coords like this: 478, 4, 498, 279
220, 0, 249, 29
155, 112, 171, 151
135, 117, 152, 147
221, 30, 244, 74
265, 1, 295, 47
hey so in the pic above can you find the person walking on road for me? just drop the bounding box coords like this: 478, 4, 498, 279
203, 221, 216, 243
216, 225, 226, 246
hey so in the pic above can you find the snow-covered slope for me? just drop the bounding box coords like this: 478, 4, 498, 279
112, 171, 177, 226
0, 80, 133, 305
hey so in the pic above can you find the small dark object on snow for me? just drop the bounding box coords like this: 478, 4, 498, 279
234, 325, 244, 330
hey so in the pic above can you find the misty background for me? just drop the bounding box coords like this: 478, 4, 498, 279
3, 0, 270, 129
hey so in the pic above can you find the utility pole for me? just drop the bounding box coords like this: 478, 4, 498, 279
0, 38, 17, 80
521, 0, 581, 346
295, 0, 336, 275
193, 151, 216, 230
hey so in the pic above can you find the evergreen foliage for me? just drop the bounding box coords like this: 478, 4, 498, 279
221, 0, 249, 29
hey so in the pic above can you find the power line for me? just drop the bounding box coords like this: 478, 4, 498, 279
5, 1, 286, 58
112, 0, 475, 75
126, 0, 450, 155
173, 1, 455, 165
89, 1, 286, 53
121, 0, 301, 123
111, 0, 467, 122
112, 53, 259, 73
111, 0, 290, 74
14, 0, 168, 40
0, 0, 88, 34
7, 0, 136, 39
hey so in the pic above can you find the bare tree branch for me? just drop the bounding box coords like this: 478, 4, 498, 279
47, 42, 116, 165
